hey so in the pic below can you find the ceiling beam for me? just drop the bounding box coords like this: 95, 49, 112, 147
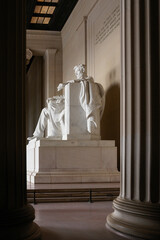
26, 0, 37, 28
36, 2, 57, 7
33, 13, 53, 18
50, 0, 78, 31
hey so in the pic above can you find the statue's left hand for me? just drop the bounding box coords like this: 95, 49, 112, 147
57, 83, 64, 91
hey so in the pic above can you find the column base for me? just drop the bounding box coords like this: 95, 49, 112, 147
0, 204, 41, 240
107, 197, 160, 240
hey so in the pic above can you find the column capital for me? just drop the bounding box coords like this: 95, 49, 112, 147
44, 48, 57, 56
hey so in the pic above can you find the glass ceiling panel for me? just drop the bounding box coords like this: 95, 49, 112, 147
41, 6, 49, 14
43, 17, 51, 24
34, 5, 42, 14
31, 17, 38, 24
47, 6, 55, 14
37, 17, 44, 24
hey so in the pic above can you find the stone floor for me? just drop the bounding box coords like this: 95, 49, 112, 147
33, 201, 139, 240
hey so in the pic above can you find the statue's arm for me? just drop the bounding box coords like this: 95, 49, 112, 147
57, 80, 81, 91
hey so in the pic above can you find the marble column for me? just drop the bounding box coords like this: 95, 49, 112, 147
107, 0, 160, 239
43, 49, 57, 100
0, 0, 40, 239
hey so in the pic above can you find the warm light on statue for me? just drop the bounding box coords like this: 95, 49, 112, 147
27, 64, 119, 185
27, 95, 65, 140
58, 64, 105, 140
28, 64, 105, 141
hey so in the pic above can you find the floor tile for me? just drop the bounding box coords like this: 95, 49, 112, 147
33, 201, 130, 240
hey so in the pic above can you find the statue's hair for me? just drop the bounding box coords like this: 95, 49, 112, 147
73, 64, 86, 73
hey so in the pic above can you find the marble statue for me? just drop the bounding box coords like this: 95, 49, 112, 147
27, 95, 65, 141
27, 65, 119, 186
57, 64, 105, 137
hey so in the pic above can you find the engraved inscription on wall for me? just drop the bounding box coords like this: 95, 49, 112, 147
95, 5, 120, 45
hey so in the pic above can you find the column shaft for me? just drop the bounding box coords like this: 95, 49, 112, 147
107, 0, 160, 239
0, 0, 40, 239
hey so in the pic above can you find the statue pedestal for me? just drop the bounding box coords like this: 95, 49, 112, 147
27, 139, 120, 184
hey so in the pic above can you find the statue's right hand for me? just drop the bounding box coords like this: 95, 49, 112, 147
67, 80, 75, 83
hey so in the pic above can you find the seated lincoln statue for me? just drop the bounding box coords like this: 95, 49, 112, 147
57, 64, 105, 137
27, 95, 65, 141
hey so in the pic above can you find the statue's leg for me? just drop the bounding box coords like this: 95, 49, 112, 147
47, 110, 63, 138
33, 108, 49, 138
87, 110, 100, 137
60, 118, 65, 136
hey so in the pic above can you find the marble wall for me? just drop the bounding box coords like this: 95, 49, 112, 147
26, 30, 63, 138
61, 0, 120, 169
26, 30, 62, 106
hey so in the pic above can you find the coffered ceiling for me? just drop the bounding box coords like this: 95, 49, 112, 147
26, 0, 78, 31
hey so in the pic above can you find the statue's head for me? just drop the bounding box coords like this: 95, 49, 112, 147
73, 64, 87, 79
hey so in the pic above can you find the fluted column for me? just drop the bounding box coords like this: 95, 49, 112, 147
107, 0, 160, 239
0, 0, 40, 239
43, 49, 57, 101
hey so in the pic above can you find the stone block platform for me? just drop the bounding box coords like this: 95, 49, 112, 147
27, 182, 120, 203
27, 139, 120, 184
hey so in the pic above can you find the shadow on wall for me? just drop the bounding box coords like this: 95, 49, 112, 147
26, 56, 43, 143
100, 75, 120, 171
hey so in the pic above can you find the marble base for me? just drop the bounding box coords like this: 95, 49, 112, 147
1, 204, 41, 239
27, 139, 120, 184
107, 197, 160, 240
62, 133, 101, 140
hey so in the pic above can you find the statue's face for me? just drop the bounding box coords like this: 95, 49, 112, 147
74, 65, 86, 79
75, 68, 83, 79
